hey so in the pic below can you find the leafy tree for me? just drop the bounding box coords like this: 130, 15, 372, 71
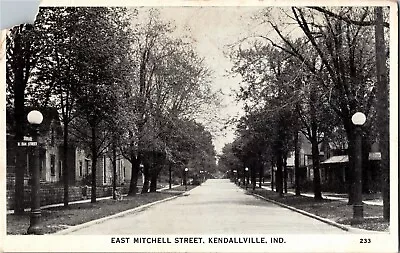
117, 8, 214, 194
218, 143, 243, 180
64, 7, 133, 202
6, 10, 53, 213
260, 7, 384, 204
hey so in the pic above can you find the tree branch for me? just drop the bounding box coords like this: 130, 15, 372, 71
308, 7, 389, 28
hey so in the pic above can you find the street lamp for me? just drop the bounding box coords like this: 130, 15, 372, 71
233, 170, 237, 184
245, 167, 249, 189
351, 112, 366, 224
199, 170, 203, 184
26, 110, 43, 235
184, 168, 189, 190
139, 163, 144, 193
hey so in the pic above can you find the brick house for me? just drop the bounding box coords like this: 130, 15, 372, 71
6, 107, 134, 208
6, 107, 64, 185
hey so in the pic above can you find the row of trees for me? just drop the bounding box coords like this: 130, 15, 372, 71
7, 7, 217, 212
219, 7, 389, 221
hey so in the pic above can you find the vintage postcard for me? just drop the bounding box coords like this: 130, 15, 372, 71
1, 0, 398, 252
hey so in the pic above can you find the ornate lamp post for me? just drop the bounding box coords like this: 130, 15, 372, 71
245, 167, 249, 189
199, 170, 203, 184
26, 110, 43, 235
139, 163, 144, 193
351, 112, 366, 224
184, 168, 189, 190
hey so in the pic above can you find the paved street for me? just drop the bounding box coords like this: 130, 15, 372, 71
68, 179, 348, 234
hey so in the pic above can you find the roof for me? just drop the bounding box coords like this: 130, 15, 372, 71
322, 152, 381, 164
321, 155, 348, 164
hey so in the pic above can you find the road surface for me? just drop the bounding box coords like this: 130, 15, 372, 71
67, 179, 348, 234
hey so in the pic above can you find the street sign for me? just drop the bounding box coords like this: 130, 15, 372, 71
23, 136, 33, 141
17, 141, 37, 147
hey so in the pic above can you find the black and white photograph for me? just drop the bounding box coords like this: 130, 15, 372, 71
1, 1, 398, 252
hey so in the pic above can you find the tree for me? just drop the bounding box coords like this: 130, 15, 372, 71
374, 7, 390, 221
261, 7, 381, 204
66, 7, 133, 203
117, 8, 214, 194
6, 11, 51, 213
230, 28, 352, 198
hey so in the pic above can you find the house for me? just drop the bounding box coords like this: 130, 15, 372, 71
93, 150, 132, 186
6, 106, 132, 187
284, 132, 326, 185
6, 107, 64, 185
320, 151, 381, 192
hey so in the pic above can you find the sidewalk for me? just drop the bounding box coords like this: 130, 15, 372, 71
7, 184, 181, 215
260, 186, 383, 206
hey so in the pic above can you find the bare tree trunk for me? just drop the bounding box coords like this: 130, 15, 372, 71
149, 176, 157, 192
271, 161, 274, 191
309, 84, 322, 200
128, 152, 139, 196
112, 141, 117, 200
259, 163, 263, 188
251, 165, 256, 191
149, 171, 158, 192
375, 7, 390, 221
141, 157, 150, 194
62, 123, 69, 206
276, 152, 283, 196
311, 136, 322, 200
283, 154, 288, 194
169, 163, 172, 189
294, 131, 301, 195
90, 126, 97, 203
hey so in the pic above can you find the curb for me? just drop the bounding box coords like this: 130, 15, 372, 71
250, 192, 382, 234
54, 195, 180, 235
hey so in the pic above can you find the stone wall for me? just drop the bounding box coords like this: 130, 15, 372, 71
6, 183, 130, 210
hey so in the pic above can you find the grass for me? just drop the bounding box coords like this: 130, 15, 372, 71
7, 189, 192, 235
248, 187, 389, 232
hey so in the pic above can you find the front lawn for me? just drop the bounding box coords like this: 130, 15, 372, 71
249, 187, 389, 232
7, 192, 180, 235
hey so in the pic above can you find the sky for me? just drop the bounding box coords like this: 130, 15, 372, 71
158, 7, 267, 154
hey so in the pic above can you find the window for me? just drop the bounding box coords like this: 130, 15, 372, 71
85, 160, 90, 175
123, 167, 126, 177
79, 160, 83, 177
50, 154, 56, 176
